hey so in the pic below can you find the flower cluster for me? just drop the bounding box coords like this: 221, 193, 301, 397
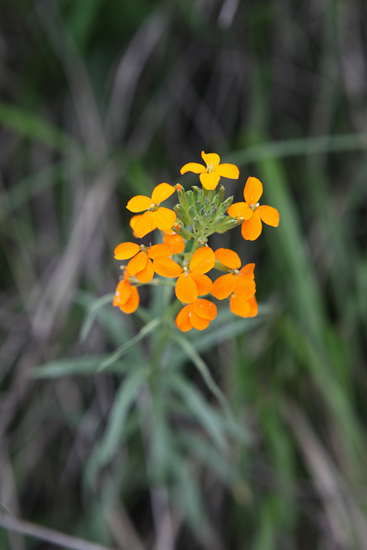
113, 151, 280, 332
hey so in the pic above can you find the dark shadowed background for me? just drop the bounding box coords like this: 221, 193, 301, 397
1, 1, 367, 549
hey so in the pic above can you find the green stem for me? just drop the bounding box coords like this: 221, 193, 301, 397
135, 279, 175, 288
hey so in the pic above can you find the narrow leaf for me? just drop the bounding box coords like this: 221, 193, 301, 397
99, 318, 160, 371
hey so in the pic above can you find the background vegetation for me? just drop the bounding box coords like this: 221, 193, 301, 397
1, 0, 367, 548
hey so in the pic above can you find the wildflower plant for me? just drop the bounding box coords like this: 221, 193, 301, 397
40, 151, 281, 539
113, 151, 280, 330
92, 151, 281, 527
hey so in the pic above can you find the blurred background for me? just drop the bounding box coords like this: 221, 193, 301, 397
1, 0, 367, 549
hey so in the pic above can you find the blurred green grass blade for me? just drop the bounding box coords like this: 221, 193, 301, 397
86, 368, 147, 484
173, 460, 211, 541
257, 153, 325, 341
252, 499, 277, 550
304, 152, 357, 326
99, 369, 146, 461
99, 318, 160, 370
230, 133, 367, 165
281, 316, 363, 454
0, 102, 79, 152
260, 401, 297, 529
356, 258, 367, 326
149, 391, 173, 481
172, 376, 227, 451
0, 163, 64, 221
66, 0, 103, 51
180, 433, 241, 486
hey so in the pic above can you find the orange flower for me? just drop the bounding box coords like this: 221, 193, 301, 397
127, 183, 177, 238
227, 177, 280, 240
113, 278, 140, 314
229, 294, 258, 318
212, 249, 258, 318
176, 298, 217, 332
114, 241, 182, 282
175, 246, 215, 303
212, 249, 256, 300
180, 151, 239, 190
162, 230, 185, 254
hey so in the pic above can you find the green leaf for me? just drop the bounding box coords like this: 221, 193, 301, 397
86, 368, 147, 484
148, 389, 174, 482
99, 318, 160, 371
173, 333, 234, 422
76, 291, 136, 347
173, 460, 212, 540
79, 293, 114, 341
32, 356, 115, 378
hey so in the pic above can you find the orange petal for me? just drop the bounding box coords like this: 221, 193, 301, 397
153, 257, 183, 278
199, 172, 220, 190
201, 151, 220, 168
126, 195, 153, 213
151, 182, 176, 204
113, 280, 132, 307
227, 202, 253, 220
258, 205, 280, 227
241, 212, 262, 241
217, 163, 239, 179
191, 273, 212, 296
175, 273, 198, 303
120, 286, 140, 314
180, 162, 206, 175
215, 248, 241, 269
152, 207, 176, 231
126, 250, 148, 276
240, 263, 255, 277
243, 177, 263, 204
148, 243, 171, 259
189, 311, 210, 331
114, 242, 140, 260
163, 232, 185, 254
135, 260, 154, 283
189, 246, 215, 275
130, 211, 155, 238
175, 305, 193, 332
233, 275, 256, 299
192, 298, 217, 320
211, 273, 237, 300
230, 295, 258, 318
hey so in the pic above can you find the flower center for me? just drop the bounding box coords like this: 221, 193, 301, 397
249, 202, 260, 211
